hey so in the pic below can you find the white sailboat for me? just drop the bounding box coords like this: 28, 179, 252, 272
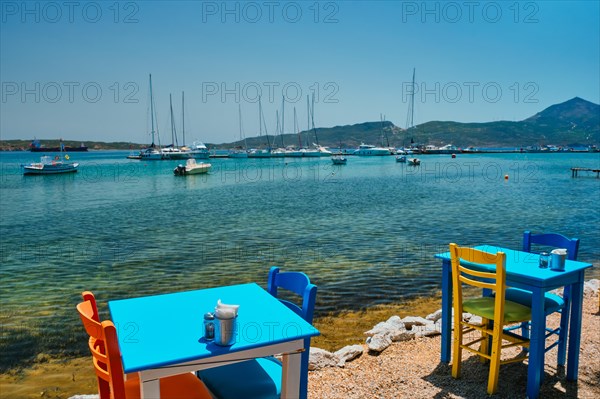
308, 93, 331, 156
248, 96, 272, 158
398, 68, 421, 164
181, 91, 210, 159
285, 107, 303, 157
140, 74, 165, 160
229, 104, 249, 158
161, 93, 191, 160
271, 106, 286, 157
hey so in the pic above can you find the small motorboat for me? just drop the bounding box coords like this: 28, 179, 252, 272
396, 155, 407, 163
407, 158, 421, 166
174, 158, 211, 175
331, 156, 347, 165
23, 155, 78, 175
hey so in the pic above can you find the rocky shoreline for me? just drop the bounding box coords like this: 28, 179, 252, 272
307, 280, 598, 370
307, 279, 599, 398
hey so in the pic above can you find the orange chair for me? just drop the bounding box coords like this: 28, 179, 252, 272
77, 292, 212, 399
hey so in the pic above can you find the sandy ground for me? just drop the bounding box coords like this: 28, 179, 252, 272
308, 293, 600, 399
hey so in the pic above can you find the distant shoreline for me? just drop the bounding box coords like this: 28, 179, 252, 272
2, 148, 597, 154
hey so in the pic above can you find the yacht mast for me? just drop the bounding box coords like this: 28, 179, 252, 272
311, 93, 319, 146
169, 94, 178, 147
149, 74, 155, 147
181, 91, 185, 147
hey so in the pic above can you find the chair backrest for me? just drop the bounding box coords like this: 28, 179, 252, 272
82, 291, 101, 322
267, 266, 317, 324
77, 295, 126, 399
267, 266, 317, 399
523, 230, 579, 261
449, 243, 507, 324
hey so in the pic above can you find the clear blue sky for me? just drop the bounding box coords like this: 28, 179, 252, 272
1, 1, 599, 144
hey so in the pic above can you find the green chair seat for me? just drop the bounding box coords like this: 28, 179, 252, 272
464, 297, 532, 323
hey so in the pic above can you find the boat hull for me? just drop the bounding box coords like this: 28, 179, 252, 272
229, 152, 249, 158
23, 163, 79, 175
30, 146, 87, 152
174, 163, 211, 175
354, 149, 390, 156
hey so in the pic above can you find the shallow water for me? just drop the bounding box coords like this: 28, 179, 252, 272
1, 150, 599, 369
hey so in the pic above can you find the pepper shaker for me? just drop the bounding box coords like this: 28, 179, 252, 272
204, 312, 215, 340
539, 252, 550, 269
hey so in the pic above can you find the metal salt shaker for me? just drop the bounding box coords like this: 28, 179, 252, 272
204, 312, 215, 340
539, 252, 550, 268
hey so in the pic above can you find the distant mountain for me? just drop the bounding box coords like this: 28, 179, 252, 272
2, 98, 598, 151
211, 97, 600, 148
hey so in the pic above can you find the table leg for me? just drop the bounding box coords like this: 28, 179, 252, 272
281, 351, 302, 399
527, 287, 545, 399
567, 276, 584, 381
140, 378, 160, 399
441, 258, 452, 363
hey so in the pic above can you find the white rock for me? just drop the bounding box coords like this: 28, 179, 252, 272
386, 315, 405, 328
308, 347, 339, 370
584, 279, 599, 297
334, 344, 364, 367
367, 333, 392, 353
389, 329, 415, 342
426, 309, 442, 322
364, 318, 406, 337
408, 318, 438, 336
68, 396, 99, 399
364, 321, 392, 337
401, 316, 430, 329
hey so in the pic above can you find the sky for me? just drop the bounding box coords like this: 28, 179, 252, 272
1, 0, 599, 145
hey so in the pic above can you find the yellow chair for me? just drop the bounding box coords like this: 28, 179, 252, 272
449, 243, 532, 395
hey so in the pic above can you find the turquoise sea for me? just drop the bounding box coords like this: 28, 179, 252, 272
1, 150, 599, 370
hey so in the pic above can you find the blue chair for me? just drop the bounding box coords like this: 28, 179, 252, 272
505, 230, 580, 365
199, 267, 317, 399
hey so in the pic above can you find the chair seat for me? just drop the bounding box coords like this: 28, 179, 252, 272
504, 288, 565, 314
125, 373, 212, 399
199, 357, 282, 399
464, 297, 531, 323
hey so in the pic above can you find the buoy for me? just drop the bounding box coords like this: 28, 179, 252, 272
451, 153, 456, 159
504, 175, 509, 180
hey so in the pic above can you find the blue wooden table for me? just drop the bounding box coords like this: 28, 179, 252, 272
435, 245, 592, 399
108, 283, 320, 399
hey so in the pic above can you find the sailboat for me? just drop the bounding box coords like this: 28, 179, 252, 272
139, 74, 165, 160
301, 94, 328, 157
230, 104, 249, 158
381, 114, 396, 155
179, 92, 210, 159
160, 94, 190, 160
248, 96, 272, 158
285, 107, 303, 157
271, 105, 286, 157
398, 68, 419, 164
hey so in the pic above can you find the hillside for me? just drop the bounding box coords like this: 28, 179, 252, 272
1, 97, 598, 150
212, 97, 600, 148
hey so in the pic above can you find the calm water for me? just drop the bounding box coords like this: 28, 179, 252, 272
1, 150, 599, 369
